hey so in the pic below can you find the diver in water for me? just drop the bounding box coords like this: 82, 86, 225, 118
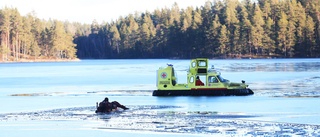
96, 97, 129, 113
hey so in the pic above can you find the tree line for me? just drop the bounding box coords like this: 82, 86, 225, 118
1, 0, 320, 61
75, 0, 320, 59
0, 8, 77, 61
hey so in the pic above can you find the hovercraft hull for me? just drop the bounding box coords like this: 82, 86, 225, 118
152, 88, 253, 96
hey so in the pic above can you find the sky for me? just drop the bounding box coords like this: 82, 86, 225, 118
1, 0, 208, 24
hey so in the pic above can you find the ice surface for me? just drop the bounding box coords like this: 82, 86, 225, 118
1, 59, 320, 136
0, 105, 319, 136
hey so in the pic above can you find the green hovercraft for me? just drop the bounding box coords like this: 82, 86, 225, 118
152, 58, 254, 96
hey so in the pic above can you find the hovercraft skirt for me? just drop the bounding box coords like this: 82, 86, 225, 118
152, 89, 254, 96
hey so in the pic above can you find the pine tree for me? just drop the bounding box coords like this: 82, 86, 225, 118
250, 4, 265, 55
64, 33, 76, 59
91, 19, 99, 34
208, 14, 221, 57
30, 14, 44, 58
202, 1, 213, 30
294, 2, 307, 57
264, 17, 276, 55
22, 13, 39, 59
0, 7, 11, 61
238, 4, 252, 55
277, 11, 289, 57
119, 19, 131, 54
110, 23, 121, 54
223, 0, 240, 56
139, 12, 156, 56
218, 25, 229, 57
192, 8, 202, 29
180, 7, 193, 58
49, 20, 76, 59
10, 8, 23, 61
212, 0, 224, 20
171, 2, 181, 26
305, 15, 316, 57
181, 7, 193, 31
286, 20, 296, 57
258, 0, 272, 19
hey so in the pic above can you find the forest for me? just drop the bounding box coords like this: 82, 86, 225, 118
0, 9, 77, 61
1, 0, 320, 61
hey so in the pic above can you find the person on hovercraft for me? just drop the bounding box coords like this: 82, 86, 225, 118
95, 97, 129, 113
196, 76, 204, 86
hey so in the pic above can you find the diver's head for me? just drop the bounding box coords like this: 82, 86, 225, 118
104, 97, 109, 102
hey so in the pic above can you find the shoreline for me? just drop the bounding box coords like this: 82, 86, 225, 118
0, 58, 80, 63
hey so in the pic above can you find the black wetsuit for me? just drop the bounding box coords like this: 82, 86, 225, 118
96, 100, 128, 113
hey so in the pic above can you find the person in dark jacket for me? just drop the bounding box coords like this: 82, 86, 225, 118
95, 97, 129, 113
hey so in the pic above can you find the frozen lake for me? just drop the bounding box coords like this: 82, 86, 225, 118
1, 59, 320, 136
